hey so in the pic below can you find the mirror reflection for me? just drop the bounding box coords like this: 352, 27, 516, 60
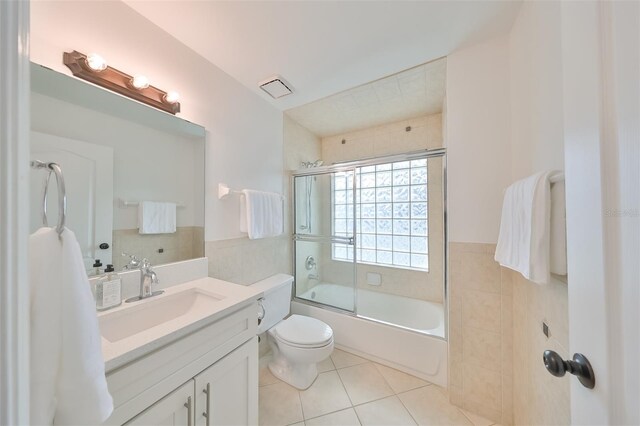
29, 64, 205, 276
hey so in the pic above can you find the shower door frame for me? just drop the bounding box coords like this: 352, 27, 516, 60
291, 147, 448, 341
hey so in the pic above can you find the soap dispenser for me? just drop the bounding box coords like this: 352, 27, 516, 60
96, 264, 122, 311
92, 259, 103, 276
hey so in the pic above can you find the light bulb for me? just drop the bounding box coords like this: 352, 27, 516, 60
164, 91, 179, 104
131, 75, 150, 90
86, 53, 107, 72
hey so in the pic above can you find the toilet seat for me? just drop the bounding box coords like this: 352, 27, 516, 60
273, 315, 333, 348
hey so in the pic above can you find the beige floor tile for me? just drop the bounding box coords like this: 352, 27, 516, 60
337, 363, 394, 405
460, 409, 494, 426
331, 349, 369, 369
260, 355, 282, 387
299, 371, 352, 419
259, 382, 304, 426
305, 408, 361, 426
398, 386, 472, 426
373, 364, 430, 394
317, 356, 336, 373
288, 423, 305, 426
354, 395, 417, 426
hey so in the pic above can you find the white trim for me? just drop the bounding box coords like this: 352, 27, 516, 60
0, 1, 30, 424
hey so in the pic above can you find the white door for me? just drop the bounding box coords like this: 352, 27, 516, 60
30, 131, 114, 273
562, 1, 639, 424
126, 380, 195, 426
194, 338, 258, 426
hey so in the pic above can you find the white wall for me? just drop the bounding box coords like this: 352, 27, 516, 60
30, 1, 283, 242
509, 1, 564, 179
446, 36, 512, 244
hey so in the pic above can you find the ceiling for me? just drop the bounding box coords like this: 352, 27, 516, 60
124, 1, 521, 111
286, 58, 446, 137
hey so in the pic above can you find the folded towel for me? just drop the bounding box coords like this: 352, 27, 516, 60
30, 227, 113, 425
240, 190, 284, 239
495, 171, 563, 284
549, 180, 567, 275
138, 201, 176, 234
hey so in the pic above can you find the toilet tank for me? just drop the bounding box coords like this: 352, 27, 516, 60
251, 274, 294, 334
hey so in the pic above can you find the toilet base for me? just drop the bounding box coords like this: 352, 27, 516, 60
267, 334, 334, 390
268, 355, 319, 390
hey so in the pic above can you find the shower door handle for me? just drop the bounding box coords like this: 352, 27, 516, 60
293, 234, 355, 245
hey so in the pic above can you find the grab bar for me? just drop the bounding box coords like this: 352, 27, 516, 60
31, 160, 67, 238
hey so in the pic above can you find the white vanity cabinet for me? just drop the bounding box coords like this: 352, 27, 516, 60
125, 380, 193, 426
104, 299, 259, 426
194, 339, 258, 426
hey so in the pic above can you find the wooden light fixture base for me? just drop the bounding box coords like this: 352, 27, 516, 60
63, 50, 180, 115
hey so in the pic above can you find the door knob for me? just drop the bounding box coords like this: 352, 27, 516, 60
543, 350, 595, 389
99, 242, 109, 249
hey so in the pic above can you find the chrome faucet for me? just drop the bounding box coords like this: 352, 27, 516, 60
125, 258, 164, 303
121, 252, 142, 271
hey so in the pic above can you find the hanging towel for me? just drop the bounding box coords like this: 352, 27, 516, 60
240, 190, 284, 239
30, 227, 113, 425
138, 201, 176, 234
495, 170, 563, 284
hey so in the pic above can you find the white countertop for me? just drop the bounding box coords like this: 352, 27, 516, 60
99, 277, 263, 372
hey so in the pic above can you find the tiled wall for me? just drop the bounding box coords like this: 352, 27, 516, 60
112, 226, 204, 270
205, 235, 291, 285
449, 242, 513, 425
512, 273, 570, 425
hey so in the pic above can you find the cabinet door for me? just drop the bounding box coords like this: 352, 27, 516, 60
126, 380, 195, 426
194, 337, 258, 426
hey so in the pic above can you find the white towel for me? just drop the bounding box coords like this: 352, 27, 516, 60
138, 201, 176, 234
30, 227, 113, 425
495, 171, 562, 284
240, 190, 284, 239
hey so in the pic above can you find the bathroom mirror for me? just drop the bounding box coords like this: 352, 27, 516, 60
30, 63, 205, 275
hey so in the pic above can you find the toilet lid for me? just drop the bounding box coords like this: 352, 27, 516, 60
274, 315, 333, 348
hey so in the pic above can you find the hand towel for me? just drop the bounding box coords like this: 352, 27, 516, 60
138, 201, 176, 234
240, 190, 284, 239
30, 227, 113, 425
495, 170, 563, 284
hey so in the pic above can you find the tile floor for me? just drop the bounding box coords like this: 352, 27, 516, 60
259, 348, 501, 426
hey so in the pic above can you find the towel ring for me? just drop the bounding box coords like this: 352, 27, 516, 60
31, 160, 67, 238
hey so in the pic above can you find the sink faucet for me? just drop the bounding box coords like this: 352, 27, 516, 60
125, 258, 164, 303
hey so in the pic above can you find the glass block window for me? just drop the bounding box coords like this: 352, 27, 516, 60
332, 159, 429, 270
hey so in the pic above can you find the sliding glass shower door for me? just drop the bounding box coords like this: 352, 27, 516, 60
293, 168, 357, 312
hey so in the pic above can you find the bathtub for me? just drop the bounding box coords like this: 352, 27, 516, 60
292, 283, 448, 386
298, 283, 444, 337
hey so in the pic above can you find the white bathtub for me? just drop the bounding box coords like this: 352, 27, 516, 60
293, 283, 448, 386
299, 283, 444, 337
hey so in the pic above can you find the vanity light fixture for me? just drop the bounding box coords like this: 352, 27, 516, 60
63, 50, 181, 115
130, 75, 150, 90
86, 53, 107, 72
164, 91, 180, 104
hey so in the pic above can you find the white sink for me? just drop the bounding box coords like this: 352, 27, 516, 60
98, 277, 264, 371
100, 288, 224, 343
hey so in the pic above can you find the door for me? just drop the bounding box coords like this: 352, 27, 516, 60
562, 1, 639, 424
293, 168, 357, 312
194, 338, 258, 426
30, 131, 114, 272
126, 380, 195, 426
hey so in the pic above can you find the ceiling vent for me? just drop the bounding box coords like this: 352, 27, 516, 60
259, 76, 293, 99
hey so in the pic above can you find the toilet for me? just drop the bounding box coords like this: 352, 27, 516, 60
252, 274, 334, 390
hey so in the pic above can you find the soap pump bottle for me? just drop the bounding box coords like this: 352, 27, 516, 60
92, 259, 103, 277
96, 264, 122, 311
